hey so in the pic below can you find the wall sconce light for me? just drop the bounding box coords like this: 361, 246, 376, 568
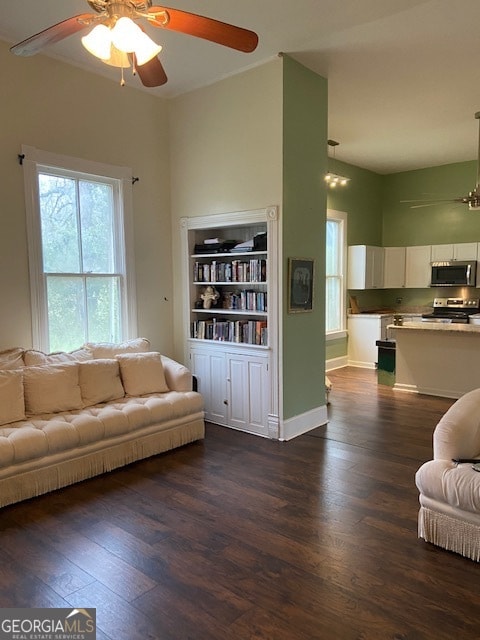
325, 139, 350, 188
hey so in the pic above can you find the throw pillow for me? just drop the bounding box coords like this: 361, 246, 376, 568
23, 363, 83, 415
116, 352, 169, 396
85, 338, 151, 359
79, 359, 125, 407
0, 347, 25, 370
0, 369, 26, 426
24, 346, 93, 366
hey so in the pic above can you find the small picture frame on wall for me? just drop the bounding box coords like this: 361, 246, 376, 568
288, 257, 314, 313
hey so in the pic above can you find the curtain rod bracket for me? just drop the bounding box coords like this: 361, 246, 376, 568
18, 154, 25, 165
132, 176, 139, 185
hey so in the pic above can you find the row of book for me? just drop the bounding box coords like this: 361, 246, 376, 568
221, 290, 267, 312
191, 319, 268, 345
193, 259, 266, 283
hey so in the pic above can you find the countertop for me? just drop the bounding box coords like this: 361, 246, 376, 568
348, 311, 424, 318
389, 321, 480, 333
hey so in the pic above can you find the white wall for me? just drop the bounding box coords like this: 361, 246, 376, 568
168, 59, 283, 358
0, 40, 173, 355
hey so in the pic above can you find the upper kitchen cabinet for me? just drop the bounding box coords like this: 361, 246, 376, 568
348, 245, 384, 289
383, 247, 406, 288
431, 243, 478, 262
405, 245, 432, 288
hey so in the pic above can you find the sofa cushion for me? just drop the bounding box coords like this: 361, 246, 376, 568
79, 359, 125, 407
0, 348, 25, 370
85, 338, 150, 359
0, 370, 26, 426
116, 352, 169, 396
0, 391, 204, 468
24, 347, 93, 366
23, 363, 83, 415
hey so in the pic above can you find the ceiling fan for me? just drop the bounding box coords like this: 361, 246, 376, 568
402, 111, 480, 211
10, 0, 259, 88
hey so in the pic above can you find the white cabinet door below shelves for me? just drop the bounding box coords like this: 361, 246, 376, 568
190, 345, 268, 436
227, 353, 268, 437
190, 348, 227, 425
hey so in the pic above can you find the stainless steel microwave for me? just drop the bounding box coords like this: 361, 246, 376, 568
430, 260, 477, 287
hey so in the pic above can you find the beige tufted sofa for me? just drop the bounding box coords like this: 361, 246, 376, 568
0, 339, 204, 508
415, 388, 480, 562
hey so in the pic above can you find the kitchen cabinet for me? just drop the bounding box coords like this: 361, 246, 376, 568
405, 245, 432, 288
348, 245, 384, 289
347, 314, 393, 368
383, 247, 406, 288
431, 243, 478, 262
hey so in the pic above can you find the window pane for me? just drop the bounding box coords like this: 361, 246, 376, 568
39, 174, 80, 273
326, 220, 339, 276
79, 180, 115, 273
326, 277, 341, 332
47, 276, 86, 352
86, 277, 121, 343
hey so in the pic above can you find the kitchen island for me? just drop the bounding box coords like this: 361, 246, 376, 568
389, 322, 480, 398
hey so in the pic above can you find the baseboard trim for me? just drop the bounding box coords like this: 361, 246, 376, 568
326, 356, 348, 371
347, 359, 376, 369
280, 404, 328, 441
394, 382, 461, 399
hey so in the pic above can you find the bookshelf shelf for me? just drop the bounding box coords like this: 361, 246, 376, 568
192, 309, 267, 316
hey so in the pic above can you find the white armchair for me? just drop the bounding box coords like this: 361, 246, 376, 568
415, 388, 480, 561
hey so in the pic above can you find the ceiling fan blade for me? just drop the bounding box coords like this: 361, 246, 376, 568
10, 14, 97, 56
133, 54, 168, 87
409, 202, 447, 209
400, 198, 460, 203
148, 6, 258, 53
403, 197, 469, 209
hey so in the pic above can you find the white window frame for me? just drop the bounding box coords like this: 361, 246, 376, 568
22, 145, 137, 351
326, 208, 347, 340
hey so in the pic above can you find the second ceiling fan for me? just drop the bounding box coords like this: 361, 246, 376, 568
10, 0, 259, 88
402, 112, 480, 211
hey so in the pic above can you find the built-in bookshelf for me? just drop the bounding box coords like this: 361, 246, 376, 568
189, 234, 268, 347
180, 207, 279, 438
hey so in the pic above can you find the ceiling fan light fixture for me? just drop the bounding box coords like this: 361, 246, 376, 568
133, 32, 162, 66
81, 23, 112, 60
111, 17, 141, 51
108, 16, 161, 65
102, 43, 130, 67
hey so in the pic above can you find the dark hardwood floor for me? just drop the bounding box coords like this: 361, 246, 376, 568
1, 368, 478, 639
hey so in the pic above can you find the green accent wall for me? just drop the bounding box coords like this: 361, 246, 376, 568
328, 160, 383, 245
282, 56, 328, 419
382, 160, 479, 246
